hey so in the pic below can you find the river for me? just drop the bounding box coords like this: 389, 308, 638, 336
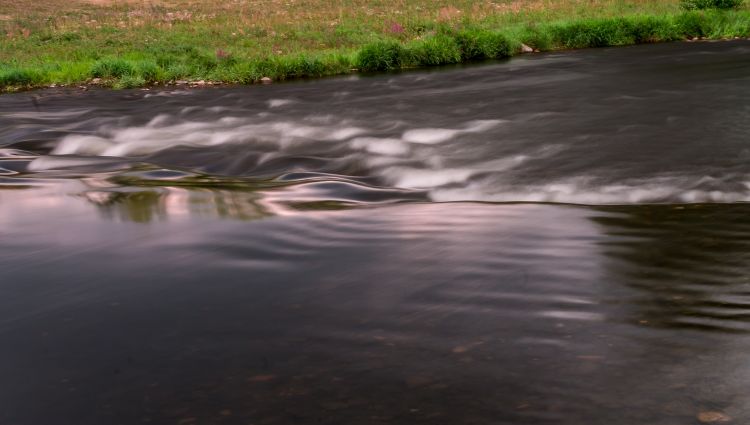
2, 40, 750, 424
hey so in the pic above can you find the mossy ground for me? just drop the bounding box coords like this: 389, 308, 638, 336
0, 0, 748, 91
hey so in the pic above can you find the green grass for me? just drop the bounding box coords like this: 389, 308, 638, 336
357, 41, 405, 72
0, 1, 749, 91
0, 68, 43, 86
681, 0, 745, 10
90, 57, 136, 78
455, 30, 516, 60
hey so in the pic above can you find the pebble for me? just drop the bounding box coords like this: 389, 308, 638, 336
261, 76, 273, 84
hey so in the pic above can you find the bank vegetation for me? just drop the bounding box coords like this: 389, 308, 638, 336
0, 0, 748, 90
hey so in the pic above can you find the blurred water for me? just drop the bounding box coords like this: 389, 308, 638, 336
2, 41, 750, 424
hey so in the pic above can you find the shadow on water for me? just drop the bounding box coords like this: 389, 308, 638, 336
84, 190, 169, 223
82, 185, 272, 223
592, 204, 750, 333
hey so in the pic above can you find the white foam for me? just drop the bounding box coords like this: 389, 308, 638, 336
48, 115, 368, 157
144, 90, 194, 98
387, 167, 476, 188
268, 99, 295, 108
45, 115, 745, 205
146, 114, 172, 127
364, 156, 410, 167
382, 155, 527, 189
327, 127, 365, 140
464, 119, 505, 132
402, 128, 460, 144
430, 177, 750, 205
539, 310, 604, 321
53, 135, 115, 156
402, 120, 503, 144
350, 137, 409, 156
46, 113, 506, 164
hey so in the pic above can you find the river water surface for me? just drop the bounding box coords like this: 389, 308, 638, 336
2, 41, 750, 424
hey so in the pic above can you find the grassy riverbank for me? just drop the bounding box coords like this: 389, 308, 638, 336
1, 0, 749, 91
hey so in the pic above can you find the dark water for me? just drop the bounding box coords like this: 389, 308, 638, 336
2, 41, 750, 424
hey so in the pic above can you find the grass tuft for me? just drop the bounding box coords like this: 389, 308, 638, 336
455, 30, 515, 60
674, 11, 715, 36
0, 68, 42, 86
357, 41, 405, 72
404, 34, 462, 66
627, 16, 682, 43
550, 18, 635, 49
91, 58, 135, 79
134, 60, 163, 82
114, 74, 146, 89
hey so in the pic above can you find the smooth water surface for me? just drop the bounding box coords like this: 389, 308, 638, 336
2, 41, 750, 424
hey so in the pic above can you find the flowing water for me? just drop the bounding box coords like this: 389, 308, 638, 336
2, 41, 750, 424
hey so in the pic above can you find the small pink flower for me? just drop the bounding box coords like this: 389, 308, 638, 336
388, 22, 404, 34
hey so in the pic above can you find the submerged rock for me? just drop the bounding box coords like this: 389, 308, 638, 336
698, 411, 732, 423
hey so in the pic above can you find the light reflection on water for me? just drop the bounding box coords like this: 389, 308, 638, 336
3, 183, 750, 423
